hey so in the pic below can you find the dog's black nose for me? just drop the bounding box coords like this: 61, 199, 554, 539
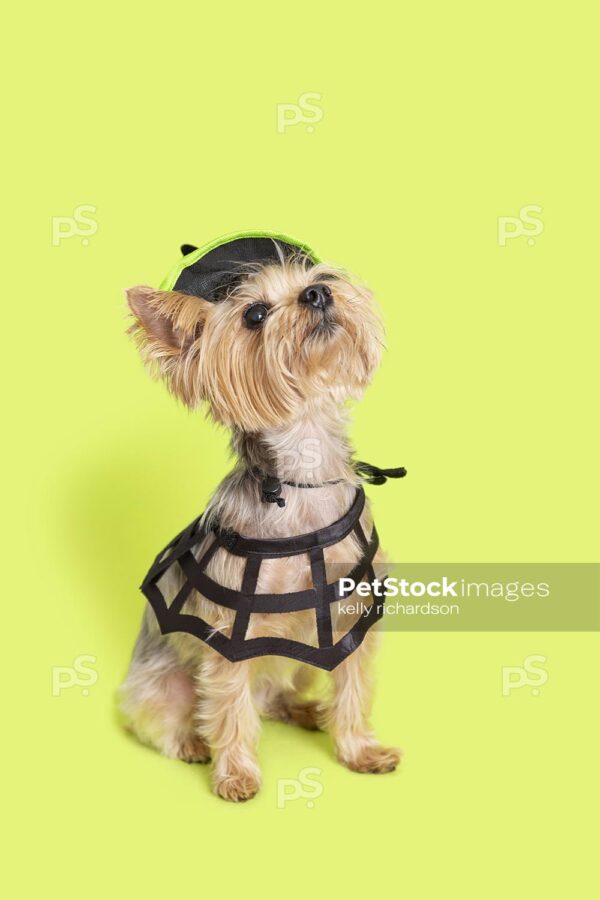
298, 283, 333, 310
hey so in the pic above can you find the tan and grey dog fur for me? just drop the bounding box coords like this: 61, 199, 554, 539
120, 253, 400, 801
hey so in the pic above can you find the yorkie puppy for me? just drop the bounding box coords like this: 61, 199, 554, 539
120, 239, 400, 801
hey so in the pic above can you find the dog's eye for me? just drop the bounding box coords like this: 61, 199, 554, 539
244, 303, 269, 329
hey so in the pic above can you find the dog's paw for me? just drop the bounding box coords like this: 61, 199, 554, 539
213, 770, 261, 802
340, 744, 402, 774
175, 734, 211, 764
277, 698, 324, 731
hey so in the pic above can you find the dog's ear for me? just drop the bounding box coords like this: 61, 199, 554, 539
126, 285, 211, 353
126, 285, 215, 407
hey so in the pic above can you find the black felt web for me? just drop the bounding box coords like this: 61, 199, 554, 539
141, 488, 384, 671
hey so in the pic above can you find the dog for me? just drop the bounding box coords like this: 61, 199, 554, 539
120, 238, 400, 801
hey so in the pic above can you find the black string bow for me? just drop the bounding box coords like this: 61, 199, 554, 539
353, 461, 408, 485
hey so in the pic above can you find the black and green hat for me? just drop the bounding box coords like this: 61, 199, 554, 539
160, 230, 320, 302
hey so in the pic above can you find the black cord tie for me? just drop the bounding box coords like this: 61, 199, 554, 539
261, 475, 286, 507
258, 461, 407, 508
354, 461, 408, 485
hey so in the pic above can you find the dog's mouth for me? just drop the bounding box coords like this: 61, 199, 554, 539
306, 307, 338, 340
315, 318, 338, 339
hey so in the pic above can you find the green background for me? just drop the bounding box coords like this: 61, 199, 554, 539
3, 1, 598, 898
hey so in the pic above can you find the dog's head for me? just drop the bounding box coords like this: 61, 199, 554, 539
127, 252, 383, 433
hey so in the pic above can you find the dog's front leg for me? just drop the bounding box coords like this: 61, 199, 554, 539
326, 633, 401, 774
196, 650, 261, 801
